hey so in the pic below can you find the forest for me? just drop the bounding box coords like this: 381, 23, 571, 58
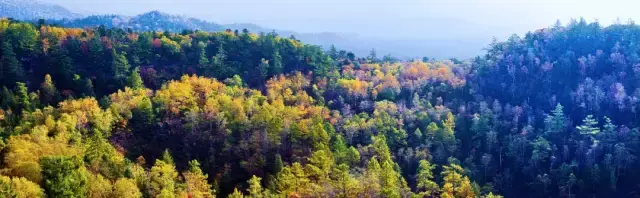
0, 17, 640, 198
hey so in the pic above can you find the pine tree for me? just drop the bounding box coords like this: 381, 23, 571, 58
368, 48, 378, 63
14, 82, 31, 112
112, 49, 131, 86
270, 51, 283, 76
416, 159, 439, 196
39, 74, 58, 106
332, 163, 359, 198
82, 78, 96, 97
346, 146, 360, 166
328, 45, 339, 59
209, 44, 227, 78
183, 160, 214, 198
441, 163, 475, 198
248, 175, 264, 198
273, 154, 283, 174
1, 41, 23, 87
577, 115, 600, 146
228, 188, 244, 198
149, 150, 178, 198
380, 161, 400, 198
126, 67, 145, 89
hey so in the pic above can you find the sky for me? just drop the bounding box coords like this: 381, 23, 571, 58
39, 0, 640, 41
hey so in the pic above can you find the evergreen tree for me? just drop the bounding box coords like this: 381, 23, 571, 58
1, 41, 23, 87
40, 156, 88, 198
14, 82, 31, 112
270, 51, 283, 76
247, 175, 264, 198
183, 160, 214, 198
416, 159, 439, 196
112, 49, 131, 86
126, 67, 145, 89
39, 74, 58, 106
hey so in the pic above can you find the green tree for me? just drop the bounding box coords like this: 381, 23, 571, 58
209, 44, 227, 78
247, 175, 264, 198
81, 77, 96, 97
14, 82, 31, 112
5, 23, 38, 58
126, 67, 145, 89
416, 159, 439, 196
273, 154, 283, 174
346, 146, 360, 166
332, 163, 359, 198
40, 156, 88, 198
270, 51, 283, 76
380, 161, 400, 198
1, 41, 23, 87
149, 150, 179, 197
39, 74, 58, 106
576, 115, 600, 146
112, 49, 131, 86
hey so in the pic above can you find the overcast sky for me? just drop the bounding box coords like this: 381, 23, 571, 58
39, 0, 640, 40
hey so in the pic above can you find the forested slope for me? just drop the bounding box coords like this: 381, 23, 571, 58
0, 17, 639, 198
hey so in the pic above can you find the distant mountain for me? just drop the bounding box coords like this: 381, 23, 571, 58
2, 0, 486, 59
0, 0, 80, 20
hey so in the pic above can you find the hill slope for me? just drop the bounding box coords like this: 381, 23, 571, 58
0, 0, 80, 20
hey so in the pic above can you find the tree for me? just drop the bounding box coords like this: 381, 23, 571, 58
248, 175, 264, 198
14, 82, 31, 112
270, 51, 283, 76
380, 161, 400, 198
112, 49, 131, 86
113, 178, 142, 198
545, 104, 567, 135
209, 44, 227, 78
332, 163, 360, 198
416, 159, 439, 196
256, 58, 269, 84
183, 160, 214, 198
40, 156, 88, 198
1, 41, 23, 87
576, 115, 600, 146
81, 78, 96, 97
149, 151, 179, 197
130, 96, 155, 136
39, 74, 58, 106
346, 147, 360, 166
4, 23, 38, 58
228, 188, 244, 198
368, 48, 378, 63
87, 173, 113, 198
0, 176, 45, 198
126, 67, 145, 89
441, 163, 475, 198
273, 154, 283, 174
443, 112, 456, 137
363, 158, 382, 197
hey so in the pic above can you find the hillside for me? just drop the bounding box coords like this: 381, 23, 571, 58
3, 17, 640, 197
0, 0, 80, 20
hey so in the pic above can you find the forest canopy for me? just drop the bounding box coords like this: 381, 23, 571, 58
0, 17, 640, 198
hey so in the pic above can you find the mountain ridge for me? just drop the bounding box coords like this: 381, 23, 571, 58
0, 0, 81, 20
0, 1, 486, 59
